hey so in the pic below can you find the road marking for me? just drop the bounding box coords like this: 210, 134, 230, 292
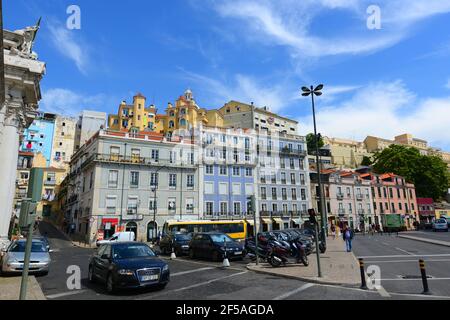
358, 254, 450, 259
173, 271, 248, 292
171, 267, 214, 277
378, 277, 450, 281
46, 290, 87, 299
161, 256, 245, 272
365, 259, 450, 264
395, 247, 415, 255
273, 283, 315, 300
382, 242, 390, 246
377, 286, 391, 298
389, 292, 450, 299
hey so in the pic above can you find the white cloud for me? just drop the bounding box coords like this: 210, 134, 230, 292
48, 23, 89, 74
297, 80, 450, 151
211, 0, 450, 59
40, 88, 107, 117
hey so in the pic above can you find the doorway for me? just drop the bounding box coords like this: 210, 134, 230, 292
125, 222, 138, 240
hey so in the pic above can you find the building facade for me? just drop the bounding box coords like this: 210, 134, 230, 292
51, 115, 77, 170
416, 198, 435, 223
323, 136, 373, 169
65, 130, 200, 244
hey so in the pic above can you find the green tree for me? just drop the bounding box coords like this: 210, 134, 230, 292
372, 145, 450, 200
306, 133, 324, 155
361, 156, 373, 166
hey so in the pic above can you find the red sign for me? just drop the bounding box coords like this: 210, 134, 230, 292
102, 218, 119, 226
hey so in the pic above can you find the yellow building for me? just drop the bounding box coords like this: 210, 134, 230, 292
323, 137, 373, 169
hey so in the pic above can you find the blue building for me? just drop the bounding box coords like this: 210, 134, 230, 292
20, 112, 56, 166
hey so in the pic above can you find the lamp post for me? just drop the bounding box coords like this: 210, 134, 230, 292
151, 165, 167, 243
0, 0, 5, 105
302, 85, 327, 247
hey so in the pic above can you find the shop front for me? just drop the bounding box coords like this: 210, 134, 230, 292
99, 217, 119, 240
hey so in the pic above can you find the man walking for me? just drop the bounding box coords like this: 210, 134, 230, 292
343, 225, 354, 252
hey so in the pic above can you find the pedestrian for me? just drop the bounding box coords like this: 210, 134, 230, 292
343, 225, 354, 252
331, 224, 336, 239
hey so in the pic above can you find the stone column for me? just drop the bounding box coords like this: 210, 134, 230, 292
0, 99, 25, 243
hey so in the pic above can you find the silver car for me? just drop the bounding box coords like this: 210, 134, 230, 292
0, 239, 51, 275
432, 219, 449, 232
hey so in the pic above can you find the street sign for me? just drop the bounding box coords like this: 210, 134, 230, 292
19, 201, 38, 228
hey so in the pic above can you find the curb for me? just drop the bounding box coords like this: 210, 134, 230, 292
29, 276, 47, 300
246, 264, 358, 287
398, 235, 450, 248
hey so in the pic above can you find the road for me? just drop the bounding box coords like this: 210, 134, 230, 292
36, 222, 450, 300
353, 232, 450, 298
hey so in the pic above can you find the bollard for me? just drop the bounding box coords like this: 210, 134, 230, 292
222, 239, 230, 268
359, 258, 368, 290
170, 239, 176, 260
419, 260, 431, 295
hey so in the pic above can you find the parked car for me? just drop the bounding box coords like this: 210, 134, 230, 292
34, 236, 50, 251
159, 232, 192, 256
0, 239, 51, 276
432, 219, 449, 232
88, 242, 169, 293
188, 232, 245, 261
96, 232, 135, 247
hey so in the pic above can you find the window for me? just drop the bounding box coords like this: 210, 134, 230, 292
206, 202, 214, 216
399, 203, 403, 211
281, 172, 286, 184
127, 197, 138, 215
301, 189, 306, 201
219, 166, 227, 175
272, 203, 278, 213
282, 188, 287, 200
298, 159, 304, 170
348, 203, 352, 213
219, 183, 228, 195
110, 146, 120, 160
391, 203, 396, 213
397, 188, 401, 198
233, 202, 241, 215
389, 188, 393, 198
233, 137, 238, 145
187, 175, 194, 188
290, 158, 295, 169
245, 168, 252, 177
233, 167, 240, 176
290, 173, 296, 184
206, 165, 213, 175
149, 199, 157, 212
150, 173, 158, 187
106, 196, 117, 214
205, 182, 214, 194
169, 151, 176, 164
169, 174, 177, 188
168, 198, 176, 212
292, 188, 297, 200
300, 174, 305, 185
186, 198, 194, 213
220, 202, 228, 215
89, 172, 94, 189
232, 183, 241, 195
130, 172, 139, 188
272, 188, 277, 200
151, 150, 159, 162
261, 187, 267, 200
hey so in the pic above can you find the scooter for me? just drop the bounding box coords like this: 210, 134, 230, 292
268, 237, 309, 267
245, 235, 273, 263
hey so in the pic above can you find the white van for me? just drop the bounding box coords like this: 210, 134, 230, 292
96, 232, 135, 247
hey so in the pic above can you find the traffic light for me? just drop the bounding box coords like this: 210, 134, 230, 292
308, 209, 317, 225
247, 196, 256, 214
27, 168, 44, 202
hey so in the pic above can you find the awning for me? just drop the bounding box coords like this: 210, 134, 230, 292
290, 217, 303, 225
261, 218, 272, 224
272, 218, 283, 224
102, 218, 119, 226
245, 219, 254, 226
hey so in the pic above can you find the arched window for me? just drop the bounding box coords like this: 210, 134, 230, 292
170, 111, 175, 117
180, 108, 186, 115
169, 120, 174, 128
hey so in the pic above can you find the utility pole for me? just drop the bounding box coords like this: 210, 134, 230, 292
0, 0, 5, 106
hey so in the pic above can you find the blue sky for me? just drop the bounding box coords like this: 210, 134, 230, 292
4, 0, 450, 150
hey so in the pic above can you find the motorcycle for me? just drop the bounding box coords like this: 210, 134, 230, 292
265, 232, 309, 267
245, 234, 273, 263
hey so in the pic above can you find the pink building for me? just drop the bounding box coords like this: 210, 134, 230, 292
416, 198, 435, 223
361, 173, 418, 230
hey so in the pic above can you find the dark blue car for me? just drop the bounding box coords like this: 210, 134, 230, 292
88, 242, 169, 294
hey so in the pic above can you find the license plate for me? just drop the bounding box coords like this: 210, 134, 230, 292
234, 251, 242, 255
141, 275, 159, 281
182, 245, 189, 248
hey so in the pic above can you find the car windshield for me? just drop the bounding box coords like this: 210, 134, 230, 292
175, 234, 191, 241
112, 244, 155, 259
10, 241, 47, 253
436, 219, 447, 224
210, 234, 234, 243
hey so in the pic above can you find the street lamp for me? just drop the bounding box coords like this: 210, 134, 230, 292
301, 85, 327, 247
151, 165, 167, 243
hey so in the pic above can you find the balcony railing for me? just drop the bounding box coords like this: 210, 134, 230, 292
88, 153, 198, 168
356, 194, 364, 201
280, 147, 307, 157
337, 193, 344, 200
44, 180, 57, 186
338, 209, 346, 215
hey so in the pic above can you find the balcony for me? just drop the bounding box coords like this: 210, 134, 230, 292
338, 209, 346, 215
356, 194, 364, 201
280, 147, 307, 157
93, 153, 197, 169
337, 193, 344, 200
44, 180, 57, 186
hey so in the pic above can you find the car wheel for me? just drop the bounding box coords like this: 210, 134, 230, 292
189, 249, 195, 259
88, 265, 96, 283
106, 273, 115, 294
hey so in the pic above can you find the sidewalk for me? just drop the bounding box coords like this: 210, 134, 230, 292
247, 237, 361, 286
0, 276, 46, 300
398, 233, 450, 248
